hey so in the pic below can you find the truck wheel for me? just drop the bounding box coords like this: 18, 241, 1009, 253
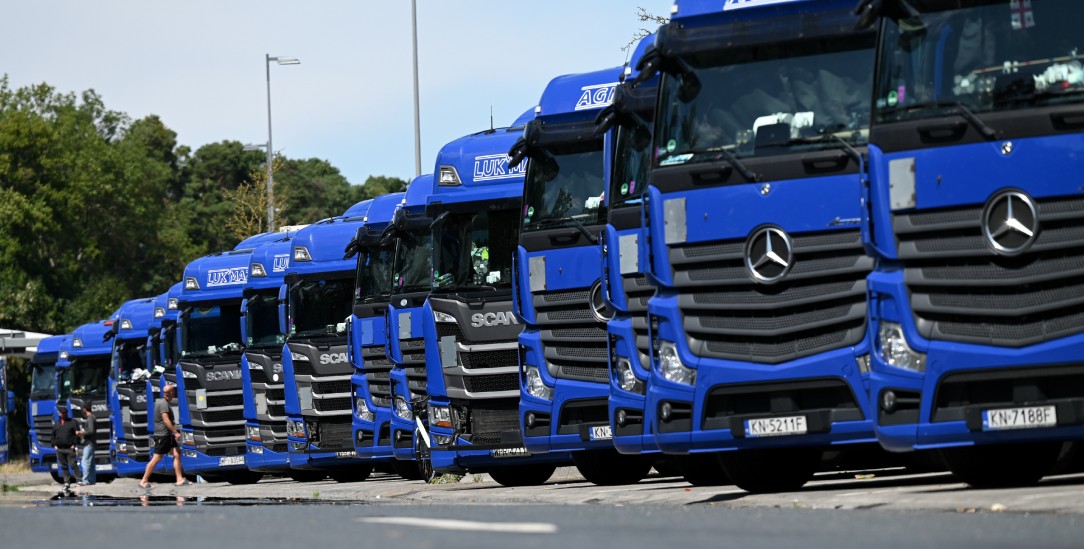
288, 470, 326, 482
391, 459, 424, 481
224, 471, 263, 485
488, 464, 557, 487
573, 449, 653, 486
678, 453, 730, 486
939, 442, 1062, 488
719, 447, 819, 493
330, 464, 373, 483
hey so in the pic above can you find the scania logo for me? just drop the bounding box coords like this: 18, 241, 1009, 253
319, 353, 348, 365
206, 370, 242, 382
744, 226, 793, 284
135, 394, 146, 404
271, 362, 283, 374
91, 403, 108, 413
588, 280, 615, 323
470, 311, 519, 327
982, 190, 1038, 256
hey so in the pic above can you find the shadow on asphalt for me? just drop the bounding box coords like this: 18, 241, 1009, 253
913, 472, 1084, 494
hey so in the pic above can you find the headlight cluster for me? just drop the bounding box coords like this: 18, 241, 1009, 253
658, 341, 696, 385
614, 358, 644, 394
246, 425, 261, 442
394, 396, 413, 421
355, 397, 375, 422
181, 369, 197, 379
433, 311, 456, 323
181, 431, 195, 446
428, 405, 452, 428
877, 322, 926, 372
524, 365, 553, 400
287, 419, 307, 439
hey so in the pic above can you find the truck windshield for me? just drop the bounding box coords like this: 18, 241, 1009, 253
162, 323, 179, 368
247, 291, 283, 348
433, 208, 518, 292
874, 0, 1083, 124
58, 367, 73, 399
71, 357, 110, 396
655, 34, 874, 167
610, 123, 654, 208
289, 278, 353, 337
355, 245, 395, 305
522, 141, 605, 232
181, 304, 244, 357
393, 229, 433, 295
30, 362, 57, 399
112, 340, 146, 382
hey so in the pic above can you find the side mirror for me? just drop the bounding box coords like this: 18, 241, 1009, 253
239, 298, 250, 344
278, 284, 289, 336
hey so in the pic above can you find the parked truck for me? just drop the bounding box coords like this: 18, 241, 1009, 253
282, 202, 375, 481
59, 321, 117, 479
634, 0, 878, 491
855, 0, 1084, 487
422, 117, 573, 486
108, 297, 166, 477
28, 334, 67, 476
509, 66, 659, 485
142, 283, 183, 476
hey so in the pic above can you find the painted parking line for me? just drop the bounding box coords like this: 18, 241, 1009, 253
356, 516, 557, 534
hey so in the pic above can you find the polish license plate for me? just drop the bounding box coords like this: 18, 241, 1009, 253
745, 416, 808, 438
982, 406, 1057, 431
336, 451, 356, 459
589, 425, 613, 441
219, 455, 245, 466
492, 447, 530, 459
97, 463, 113, 472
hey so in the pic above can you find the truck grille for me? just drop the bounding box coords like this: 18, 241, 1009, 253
397, 338, 428, 398
670, 229, 870, 364
33, 414, 54, 445
314, 397, 352, 413
459, 349, 518, 370
312, 418, 352, 451
313, 380, 352, 395
623, 274, 655, 363
193, 426, 245, 455
467, 399, 520, 443
464, 373, 519, 393
894, 196, 1084, 346
533, 288, 609, 381
362, 345, 393, 407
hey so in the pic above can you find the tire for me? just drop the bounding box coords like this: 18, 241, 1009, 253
651, 457, 683, 478
391, 459, 424, 481
330, 464, 374, 483
678, 453, 731, 486
719, 447, 820, 493
939, 442, 1062, 488
416, 438, 435, 483
573, 449, 653, 486
488, 464, 557, 487
224, 470, 263, 485
288, 470, 327, 482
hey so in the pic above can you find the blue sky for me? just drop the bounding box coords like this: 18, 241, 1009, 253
1, 1, 672, 185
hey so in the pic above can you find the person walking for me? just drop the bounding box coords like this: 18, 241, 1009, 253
140, 384, 189, 489
51, 407, 80, 489
76, 406, 97, 485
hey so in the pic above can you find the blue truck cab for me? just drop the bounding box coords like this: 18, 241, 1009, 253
636, 0, 878, 492
385, 175, 435, 474
347, 192, 405, 464
856, 0, 1084, 487
175, 246, 263, 483
240, 232, 297, 475
147, 283, 183, 445
510, 66, 659, 485
422, 118, 573, 486
282, 202, 377, 482
58, 320, 116, 479
108, 297, 164, 477
28, 334, 67, 475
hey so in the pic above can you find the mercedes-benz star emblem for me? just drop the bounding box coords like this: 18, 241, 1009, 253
744, 227, 793, 284
982, 190, 1039, 256
588, 280, 615, 323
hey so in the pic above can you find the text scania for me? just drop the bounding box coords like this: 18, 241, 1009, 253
319, 353, 348, 365
206, 370, 243, 382
91, 403, 108, 413
574, 82, 618, 111
206, 267, 248, 287
473, 154, 527, 182
471, 311, 519, 327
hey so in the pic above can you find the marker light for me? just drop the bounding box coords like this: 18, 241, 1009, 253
293, 247, 312, 262
72, 338, 83, 348
184, 277, 199, 290
251, 263, 267, 277
438, 165, 462, 186
154, 307, 166, 319
120, 319, 133, 330
168, 298, 179, 310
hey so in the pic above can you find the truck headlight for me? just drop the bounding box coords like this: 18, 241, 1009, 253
428, 405, 451, 428
433, 311, 456, 323
614, 357, 644, 394
394, 396, 413, 421
877, 322, 926, 372
288, 420, 307, 438
181, 369, 197, 379
181, 431, 194, 446
31, 443, 39, 455
246, 425, 261, 441
355, 398, 375, 422
524, 364, 553, 400
658, 341, 695, 386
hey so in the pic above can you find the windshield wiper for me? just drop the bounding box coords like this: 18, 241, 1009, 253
766, 134, 865, 166
529, 215, 601, 244
882, 100, 996, 139
659, 148, 761, 182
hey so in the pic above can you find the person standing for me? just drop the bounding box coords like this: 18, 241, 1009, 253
51, 407, 80, 489
76, 406, 97, 485
140, 384, 189, 488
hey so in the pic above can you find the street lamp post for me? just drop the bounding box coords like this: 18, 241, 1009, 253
264, 54, 300, 232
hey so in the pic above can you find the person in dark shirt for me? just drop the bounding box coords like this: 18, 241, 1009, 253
140, 384, 188, 489
51, 407, 80, 488
76, 406, 97, 485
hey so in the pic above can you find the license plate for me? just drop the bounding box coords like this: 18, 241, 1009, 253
982, 406, 1057, 431
492, 447, 530, 459
219, 455, 245, 466
745, 415, 808, 438
336, 451, 356, 459
97, 464, 113, 472
589, 425, 613, 441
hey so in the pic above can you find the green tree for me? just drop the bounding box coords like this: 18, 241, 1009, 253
356, 174, 408, 201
